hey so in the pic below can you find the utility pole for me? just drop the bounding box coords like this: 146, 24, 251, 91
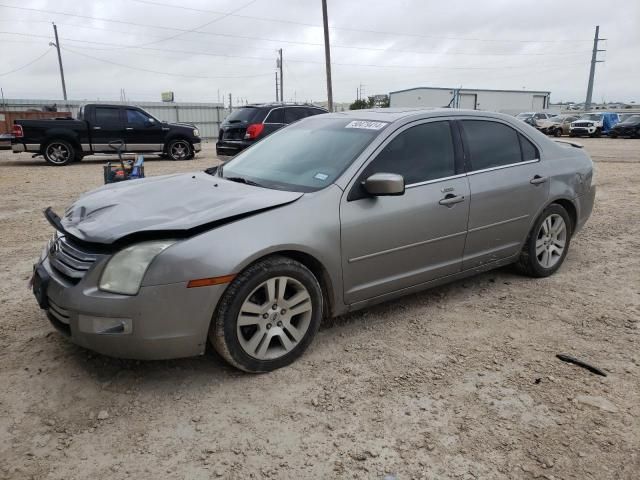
228, 93, 232, 113
275, 71, 279, 102
585, 25, 605, 111
50, 23, 67, 101
277, 49, 284, 103
321, 0, 333, 112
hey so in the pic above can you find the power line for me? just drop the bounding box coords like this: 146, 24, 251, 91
136, 0, 258, 48
127, 0, 592, 44
0, 4, 591, 56
60, 46, 275, 79
0, 29, 590, 60
0, 48, 52, 77
0, 31, 586, 71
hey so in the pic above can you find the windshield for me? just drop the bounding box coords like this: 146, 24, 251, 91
220, 117, 388, 192
621, 115, 640, 123
579, 114, 602, 121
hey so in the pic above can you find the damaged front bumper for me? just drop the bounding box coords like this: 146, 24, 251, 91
31, 237, 226, 360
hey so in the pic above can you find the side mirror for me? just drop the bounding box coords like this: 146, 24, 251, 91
145, 118, 156, 127
362, 173, 405, 196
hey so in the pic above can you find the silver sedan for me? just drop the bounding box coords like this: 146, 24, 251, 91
32, 109, 595, 372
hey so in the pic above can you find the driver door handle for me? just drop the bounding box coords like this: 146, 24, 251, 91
125, 127, 134, 131
92, 126, 101, 130
530, 175, 548, 185
439, 194, 465, 206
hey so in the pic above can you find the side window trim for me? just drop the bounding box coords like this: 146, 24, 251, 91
457, 118, 541, 175
346, 118, 460, 201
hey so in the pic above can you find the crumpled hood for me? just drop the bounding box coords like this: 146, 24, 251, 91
61, 172, 303, 244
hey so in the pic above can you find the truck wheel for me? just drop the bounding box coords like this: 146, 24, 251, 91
553, 128, 562, 137
209, 256, 323, 373
43, 140, 75, 166
166, 139, 191, 161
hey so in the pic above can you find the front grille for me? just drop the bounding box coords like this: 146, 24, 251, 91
49, 235, 102, 283
573, 122, 592, 128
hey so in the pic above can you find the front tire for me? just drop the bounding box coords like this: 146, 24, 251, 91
166, 139, 192, 161
515, 204, 572, 278
210, 256, 323, 373
43, 140, 75, 166
553, 128, 562, 137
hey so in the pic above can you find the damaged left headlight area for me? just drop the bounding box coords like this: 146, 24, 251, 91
99, 240, 176, 295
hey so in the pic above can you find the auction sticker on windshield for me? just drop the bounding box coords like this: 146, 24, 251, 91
345, 120, 388, 130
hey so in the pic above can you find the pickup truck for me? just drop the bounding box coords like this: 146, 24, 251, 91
11, 104, 202, 166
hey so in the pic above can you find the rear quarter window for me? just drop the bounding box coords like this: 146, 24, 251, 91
265, 108, 284, 124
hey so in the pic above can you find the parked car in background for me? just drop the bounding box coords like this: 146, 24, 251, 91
569, 112, 619, 137
609, 114, 640, 138
11, 104, 201, 166
537, 114, 578, 137
516, 112, 553, 127
32, 109, 595, 372
216, 103, 328, 156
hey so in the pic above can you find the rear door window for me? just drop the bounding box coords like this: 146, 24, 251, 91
94, 107, 122, 125
461, 120, 522, 171
284, 107, 308, 124
265, 108, 284, 124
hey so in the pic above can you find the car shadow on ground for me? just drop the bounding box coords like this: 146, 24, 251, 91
48, 265, 523, 388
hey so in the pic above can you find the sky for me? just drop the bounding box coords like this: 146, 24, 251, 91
0, 0, 638, 105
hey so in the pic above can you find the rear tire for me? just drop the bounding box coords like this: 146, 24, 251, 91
209, 256, 323, 373
515, 204, 572, 278
43, 140, 75, 166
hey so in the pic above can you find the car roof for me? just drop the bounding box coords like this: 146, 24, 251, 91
241, 103, 327, 110
321, 108, 520, 124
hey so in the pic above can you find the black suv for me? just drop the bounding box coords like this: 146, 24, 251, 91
216, 103, 328, 156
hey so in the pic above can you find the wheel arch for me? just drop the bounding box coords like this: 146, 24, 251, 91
549, 198, 577, 235
233, 249, 337, 319
163, 134, 193, 152
41, 133, 82, 154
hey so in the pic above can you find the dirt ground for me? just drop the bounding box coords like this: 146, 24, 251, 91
0, 138, 638, 479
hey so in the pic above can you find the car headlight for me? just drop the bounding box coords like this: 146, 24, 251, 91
193, 128, 200, 137
99, 240, 176, 295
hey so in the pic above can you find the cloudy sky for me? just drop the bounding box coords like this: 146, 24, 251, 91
0, 0, 638, 105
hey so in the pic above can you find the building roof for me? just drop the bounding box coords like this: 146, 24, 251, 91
389, 86, 550, 95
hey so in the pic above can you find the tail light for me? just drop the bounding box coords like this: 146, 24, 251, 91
244, 123, 264, 140
12, 124, 24, 138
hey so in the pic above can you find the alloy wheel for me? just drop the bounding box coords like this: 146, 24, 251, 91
236, 276, 313, 360
170, 141, 189, 160
46, 143, 71, 164
535, 214, 566, 268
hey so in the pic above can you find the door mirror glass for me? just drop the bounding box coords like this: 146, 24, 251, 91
146, 117, 156, 126
363, 173, 405, 196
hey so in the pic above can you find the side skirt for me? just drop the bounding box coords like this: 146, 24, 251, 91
345, 254, 519, 314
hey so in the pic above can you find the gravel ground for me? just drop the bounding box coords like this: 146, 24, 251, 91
0, 138, 639, 479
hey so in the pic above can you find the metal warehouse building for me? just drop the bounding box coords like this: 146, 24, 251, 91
389, 87, 551, 114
